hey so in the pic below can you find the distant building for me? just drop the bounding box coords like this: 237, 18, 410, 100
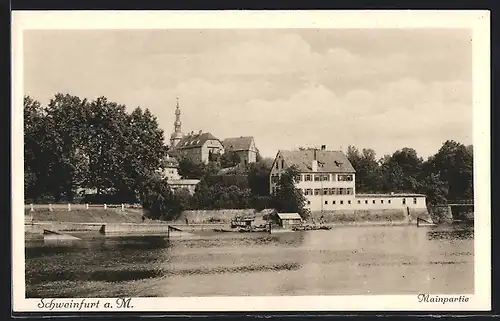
222, 136, 258, 165
269, 146, 427, 213
161, 155, 181, 180
175, 131, 224, 163
160, 155, 200, 195
168, 179, 200, 195
168, 98, 224, 163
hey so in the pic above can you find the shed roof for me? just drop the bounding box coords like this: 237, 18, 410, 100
277, 213, 302, 220
278, 149, 355, 173
222, 136, 254, 151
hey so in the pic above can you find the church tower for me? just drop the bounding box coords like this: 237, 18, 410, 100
170, 97, 184, 148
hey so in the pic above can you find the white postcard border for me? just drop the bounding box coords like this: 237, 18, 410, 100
11, 10, 491, 312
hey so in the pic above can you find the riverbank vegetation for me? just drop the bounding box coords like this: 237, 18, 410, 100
24, 93, 473, 220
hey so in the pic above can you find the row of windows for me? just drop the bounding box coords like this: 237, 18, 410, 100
271, 173, 355, 183
301, 188, 354, 196
296, 174, 354, 182
304, 198, 419, 206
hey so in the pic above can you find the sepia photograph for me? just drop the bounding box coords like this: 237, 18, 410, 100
12, 10, 490, 312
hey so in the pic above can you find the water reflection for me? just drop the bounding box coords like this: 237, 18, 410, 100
25, 224, 474, 298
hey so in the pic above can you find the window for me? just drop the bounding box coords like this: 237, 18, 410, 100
340, 200, 344, 205
314, 175, 321, 182
402, 198, 406, 205
373, 200, 376, 204
365, 200, 368, 204
295, 175, 302, 182
413, 198, 417, 205
305, 174, 312, 181
322, 174, 330, 181
348, 200, 351, 205
388, 200, 391, 204
304, 188, 313, 196
314, 189, 321, 196
346, 188, 353, 195
307, 200, 311, 205
325, 201, 328, 205
381, 200, 384, 204
323, 188, 328, 195
275, 162, 278, 170
338, 174, 354, 181
332, 200, 336, 205
281, 159, 284, 168
357, 200, 361, 204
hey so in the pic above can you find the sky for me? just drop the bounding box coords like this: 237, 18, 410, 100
23, 29, 472, 160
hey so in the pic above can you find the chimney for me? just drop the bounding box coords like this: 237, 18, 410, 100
312, 149, 318, 172
321, 145, 326, 151
312, 159, 318, 172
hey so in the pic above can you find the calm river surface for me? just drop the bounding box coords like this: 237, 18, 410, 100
25, 224, 474, 298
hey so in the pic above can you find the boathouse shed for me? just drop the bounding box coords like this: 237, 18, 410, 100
277, 212, 302, 228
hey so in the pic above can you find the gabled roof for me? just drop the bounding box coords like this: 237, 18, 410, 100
222, 136, 254, 151
278, 149, 356, 173
176, 132, 220, 149
277, 213, 302, 220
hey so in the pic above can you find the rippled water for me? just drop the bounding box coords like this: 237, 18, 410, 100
25, 224, 474, 297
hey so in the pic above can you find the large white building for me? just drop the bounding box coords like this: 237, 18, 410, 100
269, 147, 426, 213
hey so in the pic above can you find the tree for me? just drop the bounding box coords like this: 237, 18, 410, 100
177, 157, 206, 179
220, 151, 241, 168
140, 175, 177, 220
42, 93, 91, 201
24, 96, 47, 201
380, 147, 423, 193
24, 94, 169, 204
347, 146, 382, 192
173, 188, 193, 212
247, 160, 272, 196
272, 166, 307, 217
425, 140, 473, 201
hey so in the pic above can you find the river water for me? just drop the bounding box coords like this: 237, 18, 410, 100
25, 224, 474, 298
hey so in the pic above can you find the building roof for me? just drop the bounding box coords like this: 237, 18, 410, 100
217, 165, 242, 175
176, 132, 220, 149
222, 136, 254, 151
167, 179, 201, 185
356, 193, 426, 198
278, 149, 355, 173
277, 212, 302, 220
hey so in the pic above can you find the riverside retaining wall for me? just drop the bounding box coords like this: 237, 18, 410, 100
178, 209, 256, 223
309, 208, 431, 223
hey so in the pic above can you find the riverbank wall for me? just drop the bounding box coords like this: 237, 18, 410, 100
308, 208, 431, 224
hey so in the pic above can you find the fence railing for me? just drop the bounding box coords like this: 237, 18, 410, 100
25, 203, 142, 212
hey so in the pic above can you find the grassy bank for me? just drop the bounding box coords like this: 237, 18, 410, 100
25, 208, 147, 223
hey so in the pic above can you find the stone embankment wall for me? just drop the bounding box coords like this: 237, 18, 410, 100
177, 209, 256, 223
308, 208, 431, 223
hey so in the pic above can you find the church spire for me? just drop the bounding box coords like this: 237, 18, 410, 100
174, 97, 182, 133
170, 97, 184, 148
